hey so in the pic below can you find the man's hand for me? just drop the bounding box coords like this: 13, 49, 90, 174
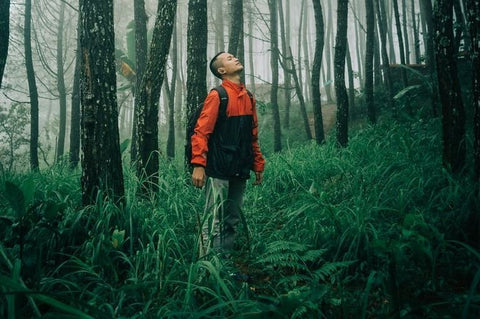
253, 171, 263, 185
192, 166, 206, 188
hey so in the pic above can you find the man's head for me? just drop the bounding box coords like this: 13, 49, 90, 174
209, 52, 243, 79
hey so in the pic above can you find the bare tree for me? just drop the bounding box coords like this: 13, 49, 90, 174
25, 0, 40, 170
335, 0, 349, 147
166, 15, 178, 159
269, 0, 282, 152
311, 0, 325, 144
0, 0, 10, 89
365, 0, 376, 123
79, 0, 124, 204
56, 1, 67, 160
69, 15, 81, 168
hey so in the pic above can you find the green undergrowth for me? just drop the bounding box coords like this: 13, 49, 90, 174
1, 118, 479, 318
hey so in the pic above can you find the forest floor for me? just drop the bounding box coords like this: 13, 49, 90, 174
308, 102, 337, 137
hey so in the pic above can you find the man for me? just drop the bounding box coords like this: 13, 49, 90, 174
191, 52, 265, 256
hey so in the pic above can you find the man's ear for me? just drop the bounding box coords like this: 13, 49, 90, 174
218, 67, 226, 76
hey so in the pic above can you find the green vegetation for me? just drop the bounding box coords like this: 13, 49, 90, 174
1, 117, 479, 318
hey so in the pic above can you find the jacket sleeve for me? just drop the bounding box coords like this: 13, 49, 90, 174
251, 97, 265, 172
190, 90, 220, 168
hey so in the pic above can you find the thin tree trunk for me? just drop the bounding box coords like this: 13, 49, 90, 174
297, 0, 305, 95
402, 0, 410, 64
69, 15, 81, 168
419, 0, 439, 116
215, 0, 225, 53
247, 5, 255, 93
302, 1, 312, 101
186, 0, 208, 163
311, 0, 325, 144
228, 0, 243, 58
365, 0, 376, 123
0, 0, 10, 89
335, 0, 349, 147
269, 0, 282, 152
466, 0, 480, 182
79, 0, 125, 205
136, 0, 177, 193
346, 43, 356, 117
56, 1, 67, 160
393, 0, 408, 88
130, 0, 148, 164
375, 0, 395, 112
324, 0, 334, 102
434, 0, 466, 173
25, 0, 39, 170
278, 0, 292, 129
411, 0, 420, 63
166, 15, 178, 159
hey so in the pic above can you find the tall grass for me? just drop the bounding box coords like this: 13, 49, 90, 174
0, 117, 479, 318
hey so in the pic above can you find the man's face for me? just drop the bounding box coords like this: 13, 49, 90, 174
217, 53, 243, 76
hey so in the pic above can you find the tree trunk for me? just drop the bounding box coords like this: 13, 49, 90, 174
465, 0, 480, 182
186, 0, 208, 163
402, 0, 410, 64
419, 0, 439, 116
335, 0, 349, 147
278, 0, 292, 129
297, 0, 305, 96
0, 0, 9, 89
433, 0, 466, 173
79, 0, 125, 205
365, 0, 376, 124
346, 43, 356, 116
56, 1, 67, 160
215, 0, 225, 53
135, 0, 177, 193
375, 0, 395, 112
453, 0, 468, 55
311, 0, 325, 144
130, 0, 149, 164
247, 5, 255, 93
166, 16, 178, 159
302, 1, 312, 101
393, 0, 408, 88
411, 0, 420, 63
324, 0, 334, 102
69, 17, 81, 169
25, 0, 39, 170
269, 0, 282, 152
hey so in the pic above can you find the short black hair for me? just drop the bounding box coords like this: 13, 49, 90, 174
209, 51, 225, 79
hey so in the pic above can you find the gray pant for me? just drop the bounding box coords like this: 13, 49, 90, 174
200, 177, 246, 255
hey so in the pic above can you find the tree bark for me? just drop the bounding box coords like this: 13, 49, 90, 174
79, 0, 125, 205
0, 0, 9, 89
365, 0, 376, 124
69, 24, 81, 168
311, 0, 325, 144
269, 0, 282, 152
411, 0, 421, 63
166, 16, 178, 159
130, 0, 149, 164
433, 0, 466, 173
419, 0, 439, 116
335, 0, 349, 147
25, 0, 39, 170
465, 0, 480, 181
278, 0, 292, 129
56, 1, 67, 160
135, 0, 177, 193
186, 0, 208, 163
374, 0, 395, 112
393, 0, 408, 88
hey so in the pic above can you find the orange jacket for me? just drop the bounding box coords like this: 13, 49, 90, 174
191, 79, 265, 173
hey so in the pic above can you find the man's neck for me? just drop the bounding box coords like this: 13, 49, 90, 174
223, 73, 241, 85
